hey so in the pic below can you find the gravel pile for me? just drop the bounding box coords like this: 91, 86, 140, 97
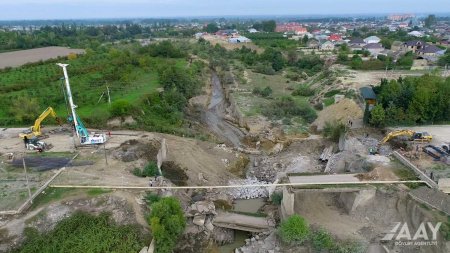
228, 177, 269, 199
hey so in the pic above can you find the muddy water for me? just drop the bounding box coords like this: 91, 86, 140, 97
218, 230, 250, 253
233, 198, 266, 213
202, 72, 245, 148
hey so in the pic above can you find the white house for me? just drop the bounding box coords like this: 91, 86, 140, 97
408, 31, 424, 37
364, 36, 381, 44
228, 36, 251, 43
248, 28, 258, 33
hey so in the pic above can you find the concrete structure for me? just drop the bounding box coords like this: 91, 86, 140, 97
213, 211, 272, 232
438, 178, 450, 193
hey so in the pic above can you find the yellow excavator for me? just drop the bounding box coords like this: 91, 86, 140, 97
380, 130, 432, 144
369, 130, 432, 155
19, 107, 61, 139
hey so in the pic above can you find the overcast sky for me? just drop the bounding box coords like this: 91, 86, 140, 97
1, 0, 449, 20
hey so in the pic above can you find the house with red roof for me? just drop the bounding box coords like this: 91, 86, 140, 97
328, 34, 342, 42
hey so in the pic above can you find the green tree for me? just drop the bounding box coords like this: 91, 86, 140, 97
424, 14, 437, 28
370, 104, 386, 127
110, 99, 133, 117
278, 214, 310, 244
149, 197, 186, 253
261, 20, 276, 32
10, 97, 40, 124
322, 121, 347, 143
205, 23, 219, 33
350, 55, 363, 69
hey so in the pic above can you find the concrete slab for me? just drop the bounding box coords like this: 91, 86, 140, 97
288, 174, 360, 185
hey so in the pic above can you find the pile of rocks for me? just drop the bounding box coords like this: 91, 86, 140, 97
248, 157, 279, 182
236, 231, 281, 253
228, 177, 269, 199
186, 201, 216, 232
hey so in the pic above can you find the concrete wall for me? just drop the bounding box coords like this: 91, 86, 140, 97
280, 186, 295, 220
393, 151, 438, 188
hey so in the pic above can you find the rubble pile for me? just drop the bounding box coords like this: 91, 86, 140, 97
228, 177, 269, 199
248, 157, 279, 182
236, 231, 281, 253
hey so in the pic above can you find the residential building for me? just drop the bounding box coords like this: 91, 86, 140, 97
306, 39, 320, 49
248, 28, 258, 33
328, 34, 342, 42
363, 43, 384, 57
320, 41, 335, 51
364, 36, 381, 44
228, 36, 251, 43
403, 40, 425, 53
417, 44, 446, 57
408, 31, 424, 37
276, 22, 307, 35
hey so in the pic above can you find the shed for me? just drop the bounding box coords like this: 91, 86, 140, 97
360, 86, 377, 106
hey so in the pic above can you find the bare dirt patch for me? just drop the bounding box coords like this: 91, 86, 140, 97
0, 47, 85, 69
312, 98, 363, 131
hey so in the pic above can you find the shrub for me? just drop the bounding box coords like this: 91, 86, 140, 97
110, 99, 133, 117
278, 214, 310, 244
144, 192, 161, 205
292, 85, 315, 96
262, 96, 317, 123
142, 161, 160, 177
149, 197, 186, 253
271, 192, 283, 205
311, 228, 335, 251
132, 167, 143, 177
16, 211, 143, 252
322, 121, 347, 143
254, 63, 275, 75
253, 86, 273, 98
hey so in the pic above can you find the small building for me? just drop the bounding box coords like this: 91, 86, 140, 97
360, 86, 377, 109
403, 40, 425, 53
391, 41, 404, 52
306, 39, 320, 49
228, 36, 251, 43
349, 38, 366, 47
248, 28, 258, 33
320, 41, 335, 51
363, 43, 384, 57
364, 36, 381, 44
408, 31, 424, 37
417, 44, 446, 57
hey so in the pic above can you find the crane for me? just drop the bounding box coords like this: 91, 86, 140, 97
57, 63, 107, 145
380, 130, 432, 144
19, 107, 61, 139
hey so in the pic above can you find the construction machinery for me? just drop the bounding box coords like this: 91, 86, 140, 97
25, 137, 48, 152
57, 63, 107, 145
380, 130, 432, 145
19, 107, 61, 139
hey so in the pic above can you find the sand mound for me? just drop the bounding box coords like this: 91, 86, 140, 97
313, 98, 363, 130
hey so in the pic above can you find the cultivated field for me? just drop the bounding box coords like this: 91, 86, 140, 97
0, 46, 85, 69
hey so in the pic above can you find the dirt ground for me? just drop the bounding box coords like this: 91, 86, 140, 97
202, 35, 262, 52
0, 47, 85, 69
312, 98, 364, 131
334, 65, 428, 89
294, 187, 448, 253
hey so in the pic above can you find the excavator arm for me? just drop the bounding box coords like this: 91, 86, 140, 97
19, 107, 61, 139
380, 130, 416, 144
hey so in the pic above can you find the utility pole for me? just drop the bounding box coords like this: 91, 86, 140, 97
107, 85, 111, 105
22, 158, 32, 203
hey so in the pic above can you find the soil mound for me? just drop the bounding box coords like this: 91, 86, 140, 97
312, 99, 363, 130
112, 139, 159, 162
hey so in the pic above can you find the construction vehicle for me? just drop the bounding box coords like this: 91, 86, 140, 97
19, 107, 61, 139
380, 130, 432, 145
25, 137, 47, 152
57, 63, 107, 145
442, 143, 450, 154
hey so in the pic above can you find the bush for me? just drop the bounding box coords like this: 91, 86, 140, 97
132, 167, 143, 177
149, 197, 186, 253
311, 228, 335, 251
271, 192, 283, 205
262, 96, 317, 123
322, 121, 347, 142
144, 192, 161, 204
254, 63, 275, 75
253, 86, 273, 97
110, 99, 133, 117
278, 214, 310, 244
142, 161, 159, 177
15, 211, 143, 252
292, 85, 315, 96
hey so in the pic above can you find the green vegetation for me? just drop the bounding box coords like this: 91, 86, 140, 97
148, 197, 186, 253
278, 214, 310, 244
292, 84, 315, 96
144, 192, 161, 205
262, 96, 317, 123
14, 211, 144, 253
86, 188, 112, 197
271, 192, 283, 205
322, 121, 347, 142
252, 20, 276, 32
373, 75, 450, 126
252, 86, 273, 97
30, 187, 76, 209
133, 161, 160, 177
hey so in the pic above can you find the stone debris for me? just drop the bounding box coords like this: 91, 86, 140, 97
236, 231, 280, 253
193, 214, 206, 226
186, 201, 216, 217
228, 177, 269, 199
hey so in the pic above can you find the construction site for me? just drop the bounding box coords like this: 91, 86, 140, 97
0, 57, 449, 253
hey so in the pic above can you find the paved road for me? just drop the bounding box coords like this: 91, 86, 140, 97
289, 174, 360, 185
